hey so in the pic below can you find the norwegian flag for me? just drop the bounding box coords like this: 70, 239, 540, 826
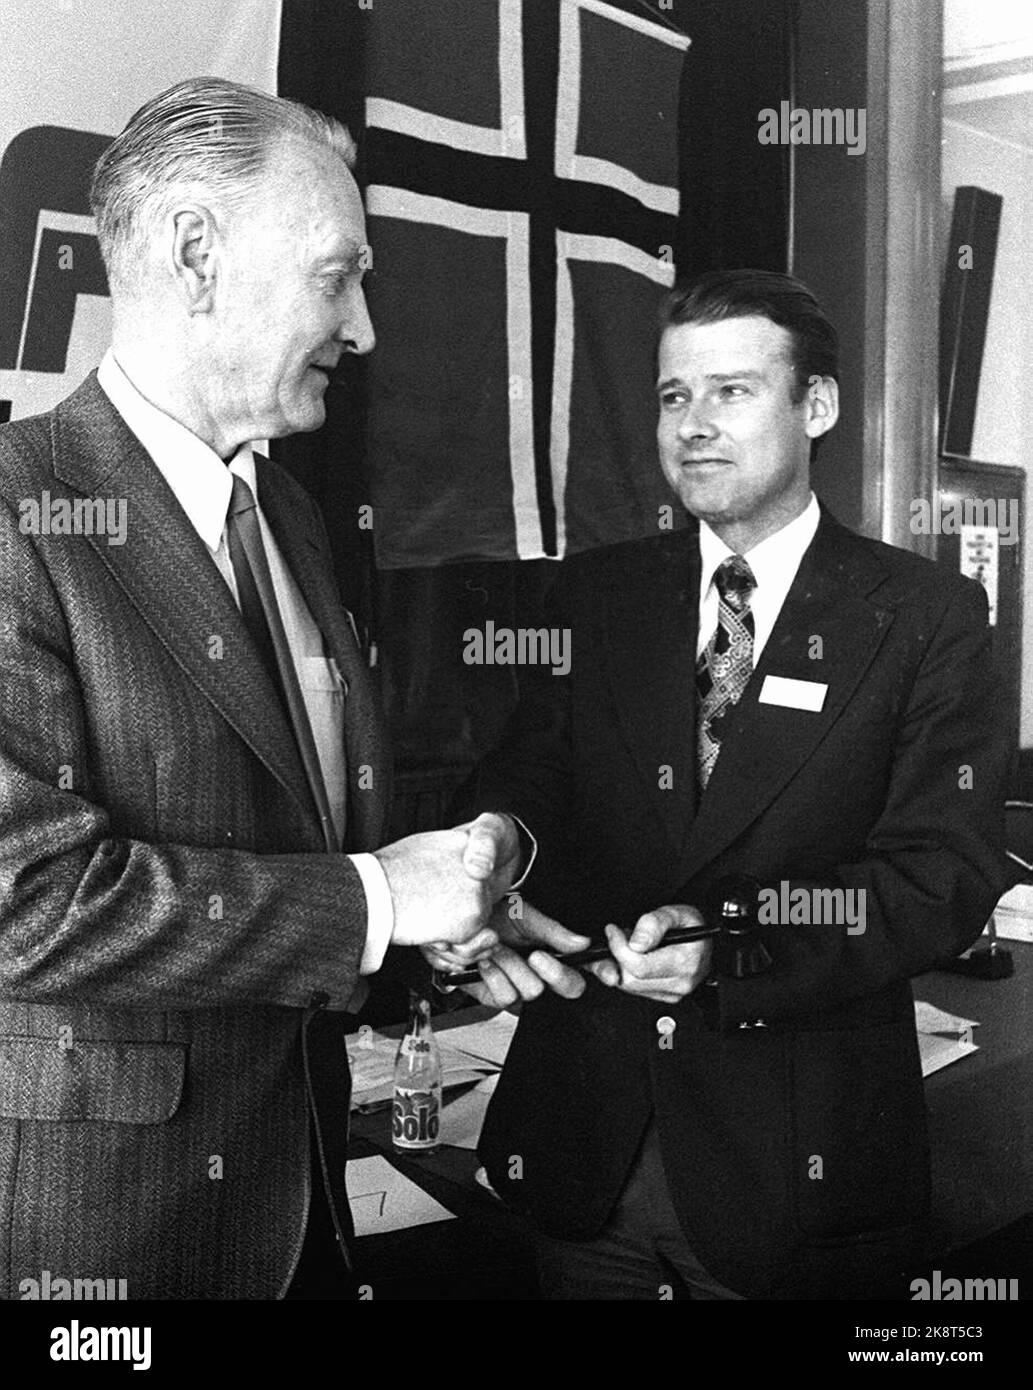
275, 0, 790, 781
359, 0, 688, 566
277, 0, 790, 575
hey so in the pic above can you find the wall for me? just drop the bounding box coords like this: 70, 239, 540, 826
792, 0, 872, 536
942, 121, 1033, 745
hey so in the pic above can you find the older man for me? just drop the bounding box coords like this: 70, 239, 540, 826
0, 78, 530, 1300
441, 270, 1010, 1299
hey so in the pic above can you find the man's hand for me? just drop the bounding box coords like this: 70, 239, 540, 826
458, 811, 523, 898
423, 897, 590, 1008
373, 813, 521, 949
586, 905, 711, 1004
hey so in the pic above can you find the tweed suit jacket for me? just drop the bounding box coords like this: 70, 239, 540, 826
0, 372, 390, 1299
465, 512, 1010, 1298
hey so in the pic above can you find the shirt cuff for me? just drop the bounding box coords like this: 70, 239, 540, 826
506, 813, 538, 890
351, 852, 394, 975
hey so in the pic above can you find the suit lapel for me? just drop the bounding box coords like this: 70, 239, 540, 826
677, 512, 895, 885
257, 470, 390, 852
603, 530, 701, 858
51, 375, 322, 842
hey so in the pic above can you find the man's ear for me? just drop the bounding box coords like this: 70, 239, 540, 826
804, 374, 839, 441
167, 204, 219, 314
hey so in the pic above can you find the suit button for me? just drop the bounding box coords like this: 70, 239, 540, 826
656, 1016, 677, 1035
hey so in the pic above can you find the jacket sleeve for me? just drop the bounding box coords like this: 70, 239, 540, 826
0, 494, 367, 1012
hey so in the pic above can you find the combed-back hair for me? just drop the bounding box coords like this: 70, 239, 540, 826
660, 268, 839, 403
91, 76, 356, 292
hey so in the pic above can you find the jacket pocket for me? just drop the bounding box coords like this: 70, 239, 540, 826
0, 1039, 186, 1123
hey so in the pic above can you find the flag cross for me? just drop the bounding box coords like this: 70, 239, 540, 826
366, 0, 685, 557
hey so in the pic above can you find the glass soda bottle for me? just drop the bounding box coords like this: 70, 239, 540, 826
391, 990, 442, 1155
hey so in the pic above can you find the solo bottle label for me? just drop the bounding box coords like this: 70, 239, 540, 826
392, 993, 442, 1154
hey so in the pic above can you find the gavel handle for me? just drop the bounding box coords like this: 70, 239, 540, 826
434, 923, 721, 990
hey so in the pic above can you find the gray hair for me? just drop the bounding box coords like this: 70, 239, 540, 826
91, 76, 357, 294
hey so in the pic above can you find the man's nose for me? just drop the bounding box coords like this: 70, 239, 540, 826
337, 286, 376, 357
677, 400, 716, 441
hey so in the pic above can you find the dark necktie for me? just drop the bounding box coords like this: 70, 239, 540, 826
225, 473, 339, 852
696, 554, 757, 791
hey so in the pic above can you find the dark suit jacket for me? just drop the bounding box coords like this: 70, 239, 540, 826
467, 510, 1009, 1299
0, 372, 390, 1299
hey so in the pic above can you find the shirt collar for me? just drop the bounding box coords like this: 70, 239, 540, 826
698, 492, 821, 597
97, 348, 255, 553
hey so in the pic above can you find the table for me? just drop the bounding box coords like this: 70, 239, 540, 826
351, 943, 1033, 1298
921, 940, 1033, 1252
349, 1006, 538, 1299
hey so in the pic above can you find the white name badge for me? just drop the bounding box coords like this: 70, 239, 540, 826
758, 675, 828, 712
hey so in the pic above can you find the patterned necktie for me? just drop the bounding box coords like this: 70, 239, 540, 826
225, 474, 338, 851
696, 554, 757, 791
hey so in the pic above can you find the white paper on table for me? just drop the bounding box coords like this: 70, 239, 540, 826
474, 1166, 500, 1199
437, 1039, 503, 1081
346, 1033, 398, 1104
437, 1010, 519, 1067
346, 1030, 497, 1110
918, 1031, 979, 1077
991, 885, 1033, 942
346, 1154, 456, 1236
993, 915, 1033, 945
913, 999, 980, 1078
441, 1073, 500, 1150
914, 1000, 979, 1037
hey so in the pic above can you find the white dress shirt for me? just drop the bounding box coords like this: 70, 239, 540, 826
697, 493, 821, 662
97, 349, 392, 974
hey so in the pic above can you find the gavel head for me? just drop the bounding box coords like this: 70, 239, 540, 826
706, 876, 772, 979
707, 875, 762, 936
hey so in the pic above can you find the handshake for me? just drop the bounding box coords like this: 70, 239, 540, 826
372, 812, 714, 1008
371, 812, 584, 1003
372, 811, 529, 952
